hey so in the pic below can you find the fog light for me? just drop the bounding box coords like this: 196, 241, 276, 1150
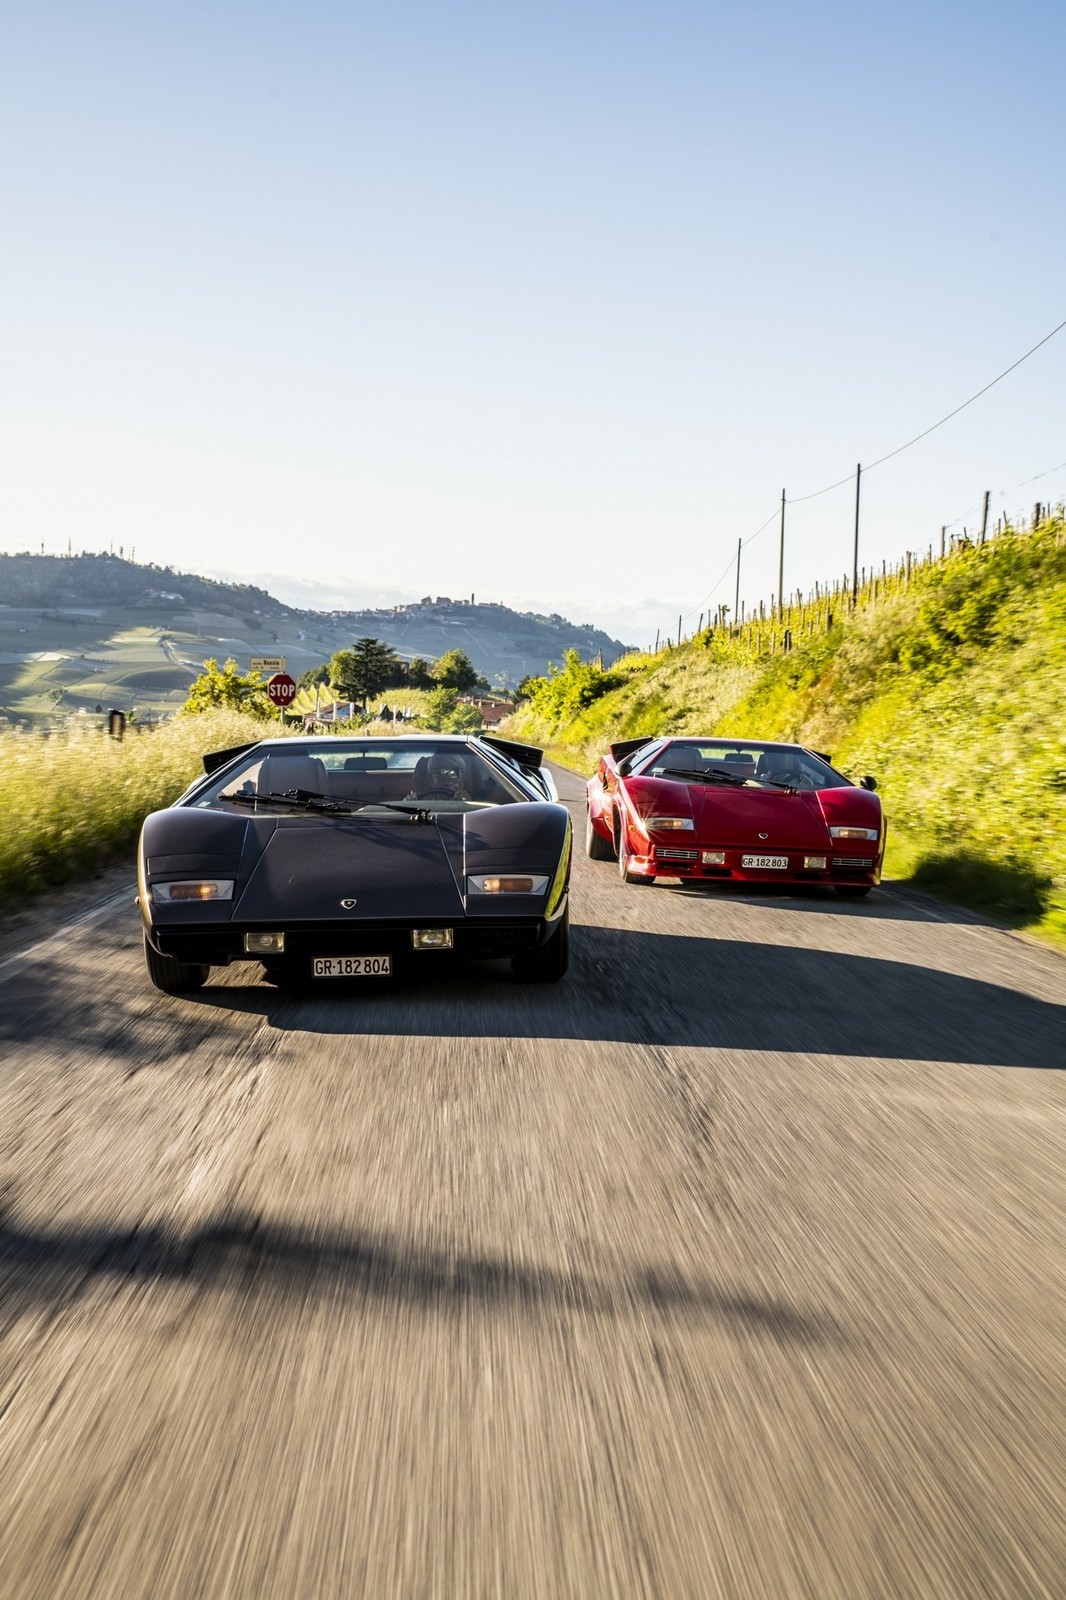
804, 855, 828, 870
467, 874, 549, 894
244, 931, 286, 954
412, 928, 454, 950
701, 850, 727, 866
152, 879, 234, 902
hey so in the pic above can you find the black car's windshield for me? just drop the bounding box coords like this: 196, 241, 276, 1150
193, 740, 532, 813
641, 741, 852, 791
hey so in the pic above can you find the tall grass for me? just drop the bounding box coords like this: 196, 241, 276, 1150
0, 709, 269, 899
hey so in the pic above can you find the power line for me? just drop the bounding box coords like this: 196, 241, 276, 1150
863, 315, 1066, 473
788, 313, 1066, 506
684, 313, 1065, 629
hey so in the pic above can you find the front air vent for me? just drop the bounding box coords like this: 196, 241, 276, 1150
832, 857, 875, 869
657, 848, 699, 861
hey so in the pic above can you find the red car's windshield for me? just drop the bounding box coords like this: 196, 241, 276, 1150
635, 741, 852, 791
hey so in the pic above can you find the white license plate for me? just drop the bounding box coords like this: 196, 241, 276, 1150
741, 854, 789, 870
312, 955, 392, 978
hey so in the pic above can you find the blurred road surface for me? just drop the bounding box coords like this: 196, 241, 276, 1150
0, 765, 1063, 1598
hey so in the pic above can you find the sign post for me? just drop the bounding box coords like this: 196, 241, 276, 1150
251, 656, 286, 676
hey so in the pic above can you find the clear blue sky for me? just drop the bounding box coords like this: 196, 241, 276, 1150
2, 1, 1063, 643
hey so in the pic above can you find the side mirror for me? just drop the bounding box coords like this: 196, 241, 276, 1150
860, 775, 878, 792
617, 756, 635, 776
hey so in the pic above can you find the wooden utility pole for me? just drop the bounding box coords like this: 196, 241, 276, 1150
851, 463, 862, 606
940, 526, 946, 559
677, 614, 682, 646
778, 490, 786, 618
980, 490, 990, 544
734, 537, 741, 622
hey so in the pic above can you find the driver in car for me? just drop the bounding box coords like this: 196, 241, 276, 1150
408, 752, 471, 800
759, 749, 812, 787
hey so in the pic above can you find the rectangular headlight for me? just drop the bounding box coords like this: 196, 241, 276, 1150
829, 826, 879, 841
803, 855, 828, 870
412, 928, 454, 949
647, 816, 695, 831
244, 931, 285, 954
467, 874, 550, 894
152, 879, 234, 902
701, 850, 727, 865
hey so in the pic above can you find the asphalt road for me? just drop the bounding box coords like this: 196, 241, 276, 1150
0, 764, 1063, 1599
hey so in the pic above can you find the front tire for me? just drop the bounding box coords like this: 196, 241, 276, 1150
511, 905, 569, 982
143, 931, 208, 994
616, 819, 655, 885
585, 807, 615, 860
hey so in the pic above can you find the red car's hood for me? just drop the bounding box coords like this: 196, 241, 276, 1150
689, 785, 832, 847
626, 776, 882, 848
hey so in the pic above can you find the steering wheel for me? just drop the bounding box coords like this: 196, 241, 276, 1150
417, 786, 459, 800
768, 768, 815, 789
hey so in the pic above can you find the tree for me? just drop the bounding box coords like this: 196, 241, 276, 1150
297, 661, 331, 691
420, 687, 484, 733
407, 656, 435, 689
432, 648, 483, 693
329, 637, 402, 703
446, 700, 484, 733
420, 686, 459, 730
181, 657, 273, 718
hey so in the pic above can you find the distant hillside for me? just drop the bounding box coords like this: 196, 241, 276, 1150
0, 553, 630, 718
0, 552, 286, 616
503, 517, 1066, 944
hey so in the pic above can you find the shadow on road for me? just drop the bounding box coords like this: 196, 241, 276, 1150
201, 928, 1062, 1071
5, 927, 1061, 1072
0, 1207, 835, 1345
662, 880, 970, 923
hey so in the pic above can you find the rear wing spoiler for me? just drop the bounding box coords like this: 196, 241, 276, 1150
481, 735, 544, 771
609, 738, 653, 763
202, 741, 260, 776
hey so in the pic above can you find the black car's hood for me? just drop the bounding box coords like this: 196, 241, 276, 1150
235, 818, 466, 921
141, 801, 570, 924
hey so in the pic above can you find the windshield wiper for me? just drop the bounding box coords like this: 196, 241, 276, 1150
226, 788, 351, 813
225, 790, 436, 823
660, 766, 747, 787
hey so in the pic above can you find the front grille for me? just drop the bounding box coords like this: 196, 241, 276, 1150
832, 857, 875, 870
656, 847, 699, 861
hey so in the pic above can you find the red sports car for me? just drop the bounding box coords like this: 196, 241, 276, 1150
585, 737, 884, 896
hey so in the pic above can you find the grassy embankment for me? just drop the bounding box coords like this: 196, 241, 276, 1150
504, 518, 1066, 946
0, 709, 266, 900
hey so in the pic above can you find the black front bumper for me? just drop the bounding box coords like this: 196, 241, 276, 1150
150, 916, 556, 967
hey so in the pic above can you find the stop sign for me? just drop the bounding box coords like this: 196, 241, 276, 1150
267, 672, 297, 706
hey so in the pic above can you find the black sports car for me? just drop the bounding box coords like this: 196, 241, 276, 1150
138, 733, 572, 992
